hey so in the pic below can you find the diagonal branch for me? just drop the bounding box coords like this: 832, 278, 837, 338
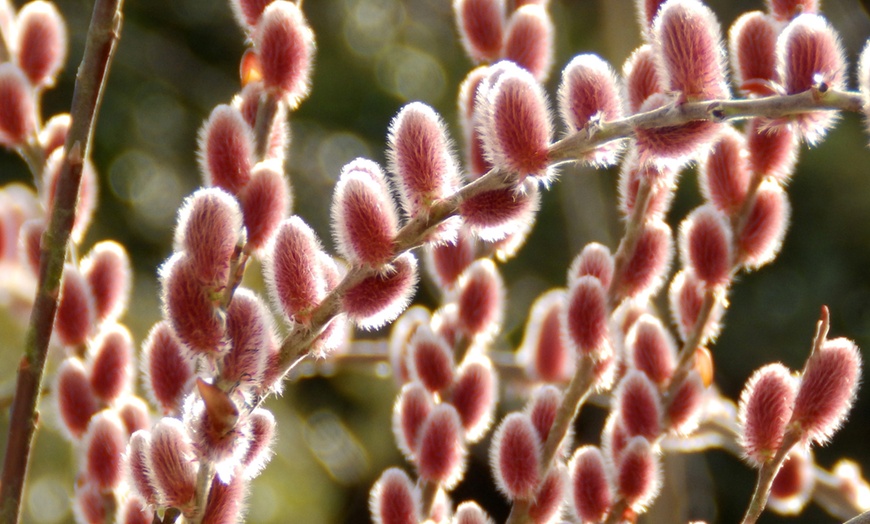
0, 0, 124, 521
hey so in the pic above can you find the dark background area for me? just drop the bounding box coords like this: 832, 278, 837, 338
2, 0, 870, 522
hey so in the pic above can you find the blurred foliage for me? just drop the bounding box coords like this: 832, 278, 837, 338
1, 0, 870, 522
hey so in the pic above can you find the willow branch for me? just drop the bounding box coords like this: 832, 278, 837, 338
0, 1, 124, 521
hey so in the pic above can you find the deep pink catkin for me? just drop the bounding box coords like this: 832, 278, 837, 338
668, 268, 722, 343
490, 412, 541, 500
148, 417, 198, 509
557, 54, 624, 167
792, 337, 862, 444
451, 355, 497, 443
459, 181, 540, 241
238, 160, 292, 251
127, 431, 159, 505
518, 289, 574, 383
616, 437, 661, 511
174, 187, 243, 287
503, 4, 554, 81
230, 0, 272, 29
160, 253, 226, 354
679, 205, 733, 288
569, 446, 613, 524
416, 404, 467, 488
425, 228, 476, 289
119, 495, 154, 524
616, 220, 673, 299
15, 1, 67, 87
142, 320, 195, 415
737, 180, 790, 269
453, 0, 505, 62
667, 370, 706, 435
407, 325, 455, 393
55, 263, 96, 347
454, 501, 494, 524
738, 363, 797, 464
224, 288, 275, 388
392, 382, 433, 459
569, 242, 614, 291
198, 104, 255, 194
342, 253, 418, 330
529, 465, 567, 523
769, 447, 814, 515
617, 149, 676, 220
88, 323, 134, 402
699, 126, 750, 216
81, 241, 132, 323
623, 44, 663, 114
55, 358, 98, 439
0, 63, 36, 147
616, 370, 662, 440
767, 0, 818, 21
242, 408, 277, 479
563, 275, 609, 357
729, 11, 780, 96
746, 118, 799, 182
83, 410, 128, 491
626, 314, 677, 386
201, 472, 248, 524
526, 385, 562, 445
370, 468, 421, 524
264, 216, 327, 324
253, 1, 315, 106
455, 258, 504, 338
117, 397, 152, 436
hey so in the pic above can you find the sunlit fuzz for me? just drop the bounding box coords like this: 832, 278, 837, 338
148, 417, 198, 510
453, 0, 505, 62
569, 446, 613, 524
55, 357, 98, 439
563, 275, 609, 357
766, 0, 818, 21
651, 0, 729, 102
15, 1, 66, 87
529, 464, 567, 524
264, 216, 327, 324
160, 253, 226, 354
0, 63, 36, 147
568, 242, 614, 290
387, 102, 459, 218
633, 94, 722, 166
490, 412, 542, 499
425, 228, 476, 290
432, 303, 462, 349
460, 179, 540, 242
55, 263, 96, 347
117, 397, 151, 436
503, 4, 554, 81
525, 385, 562, 445
388, 306, 430, 385
453, 258, 505, 339
558, 54, 624, 166
83, 410, 128, 491
392, 382, 434, 460
342, 253, 419, 330
197, 104, 255, 194
636, 0, 667, 33
42, 149, 99, 243
230, 0, 272, 29
201, 471, 248, 524
738, 363, 797, 464
623, 45, 663, 114
174, 188, 244, 287
626, 314, 676, 386
407, 325, 455, 394
517, 289, 574, 383
370, 468, 421, 524
88, 323, 134, 402
679, 205, 733, 288
776, 14, 846, 144
332, 161, 399, 267
616, 437, 661, 511
479, 63, 553, 179
667, 269, 722, 343
119, 495, 154, 524
737, 179, 790, 269
768, 447, 814, 515
232, 81, 290, 161
614, 219, 673, 299
792, 337, 862, 444
81, 241, 132, 323
458, 66, 490, 134
126, 430, 159, 505
253, 1, 315, 106
667, 370, 706, 435
602, 412, 630, 466
699, 126, 750, 216
184, 392, 249, 483
416, 404, 467, 488
746, 119, 798, 182
616, 370, 662, 440
224, 288, 275, 389
127, 431, 159, 505
142, 320, 195, 416
729, 11, 781, 96
453, 501, 494, 524
238, 160, 292, 252
617, 148, 676, 220
39, 112, 70, 154
451, 354, 498, 443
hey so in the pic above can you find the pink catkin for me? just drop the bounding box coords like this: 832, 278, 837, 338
616, 220, 673, 299
370, 468, 420, 524
117, 397, 151, 436
42, 150, 99, 243
767, 0, 819, 21
127, 431, 159, 505
569, 243, 614, 294
623, 45, 663, 114
455, 258, 504, 338
502, 4, 553, 81
242, 409, 276, 479
198, 104, 255, 194
680, 205, 733, 288
569, 446, 613, 523
160, 253, 226, 354
529, 465, 567, 523
526, 385, 561, 444
426, 229, 476, 289
746, 118, 798, 182
148, 418, 198, 509
738, 180, 790, 269
387, 306, 430, 385
408, 326, 455, 393
699, 126, 751, 216
55, 264, 96, 347
667, 371, 706, 435
81, 241, 132, 323
224, 288, 274, 388
342, 253, 418, 330
460, 181, 540, 241
392, 382, 433, 459
518, 289, 574, 383
617, 150, 676, 220
617, 437, 661, 511
231, 0, 273, 28
738, 363, 797, 464
39, 113, 70, 154
454, 0, 505, 62
769, 448, 814, 515
88, 323, 134, 402
0, 64, 36, 147
668, 268, 721, 343
254, 1, 315, 106
454, 502, 494, 524
627, 314, 677, 386
174, 188, 243, 287
451, 355, 497, 442
563, 275, 609, 356
490, 412, 541, 499
416, 404, 467, 488
792, 337, 862, 444
119, 495, 154, 524
238, 160, 291, 251
56, 358, 98, 439
616, 370, 662, 441
264, 216, 326, 323
729, 11, 780, 96
84, 411, 128, 491
142, 320, 194, 415
16, 1, 66, 87
201, 469, 247, 524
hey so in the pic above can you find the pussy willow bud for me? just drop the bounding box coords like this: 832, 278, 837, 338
769, 447, 814, 515
0, 63, 36, 147
563, 275, 609, 357
253, 1, 315, 106
738, 179, 790, 269
668, 269, 722, 343
616, 437, 661, 512
503, 4, 554, 81
264, 216, 327, 324
39, 113, 69, 154
43, 149, 98, 243
408, 325, 455, 394
417, 404, 467, 488
426, 228, 476, 290
224, 288, 275, 388
518, 289, 574, 383
342, 253, 418, 330
198, 104, 255, 194
569, 242, 614, 291
679, 205, 733, 288
617, 149, 676, 220
231, 0, 272, 29
160, 253, 226, 354
453, 501, 493, 524
729, 11, 780, 96
201, 471, 248, 524
370, 467, 421, 524
490, 412, 541, 500
460, 181, 540, 242
392, 382, 433, 459
81, 241, 132, 323
746, 119, 798, 182
526, 385, 563, 446
83, 410, 128, 491
668, 370, 706, 435
88, 323, 134, 402
699, 126, 750, 216
616, 370, 662, 440
117, 397, 151, 436
738, 363, 796, 464
142, 320, 194, 415
766, 0, 818, 21
617, 219, 674, 299
451, 354, 497, 443
15, 1, 66, 87
242, 408, 276, 479
238, 160, 291, 251
55, 263, 96, 347
454, 258, 504, 339
569, 446, 613, 524
623, 45, 663, 114
453, 0, 505, 62
529, 464, 567, 523
148, 417, 198, 509
55, 358, 98, 439
626, 314, 676, 386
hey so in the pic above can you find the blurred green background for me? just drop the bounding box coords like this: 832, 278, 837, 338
2, 0, 870, 522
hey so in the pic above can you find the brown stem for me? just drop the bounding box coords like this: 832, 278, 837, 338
741, 428, 802, 524
0, 0, 124, 521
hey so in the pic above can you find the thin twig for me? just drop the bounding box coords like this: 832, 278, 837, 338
0, 0, 124, 521
740, 428, 802, 524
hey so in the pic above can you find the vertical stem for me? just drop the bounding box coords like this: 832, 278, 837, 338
0, 1, 124, 521
740, 429, 801, 524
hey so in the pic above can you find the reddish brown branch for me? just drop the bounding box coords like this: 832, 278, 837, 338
0, 0, 124, 521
